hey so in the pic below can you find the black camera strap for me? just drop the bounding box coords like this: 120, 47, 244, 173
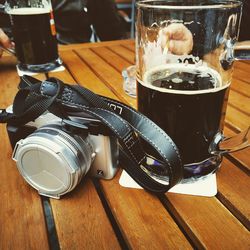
65, 84, 183, 192
0, 76, 183, 194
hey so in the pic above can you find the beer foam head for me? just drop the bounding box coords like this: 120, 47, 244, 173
142, 64, 228, 95
8, 7, 50, 15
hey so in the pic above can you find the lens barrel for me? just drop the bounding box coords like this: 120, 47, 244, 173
12, 124, 95, 199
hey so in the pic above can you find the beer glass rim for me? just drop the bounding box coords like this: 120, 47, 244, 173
136, 0, 242, 10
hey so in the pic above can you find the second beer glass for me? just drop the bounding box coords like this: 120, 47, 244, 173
5, 0, 61, 72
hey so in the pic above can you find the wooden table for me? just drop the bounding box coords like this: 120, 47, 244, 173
0, 40, 249, 249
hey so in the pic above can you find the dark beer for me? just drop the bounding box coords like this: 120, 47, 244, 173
8, 8, 59, 71
137, 65, 229, 171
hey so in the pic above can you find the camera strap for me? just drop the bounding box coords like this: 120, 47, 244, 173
0, 76, 183, 194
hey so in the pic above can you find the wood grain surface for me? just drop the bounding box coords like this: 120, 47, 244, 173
0, 40, 249, 250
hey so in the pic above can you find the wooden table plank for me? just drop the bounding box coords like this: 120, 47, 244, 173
49, 64, 76, 83
232, 66, 250, 83
234, 60, 250, 74
108, 45, 135, 64
58, 39, 134, 51
92, 46, 132, 73
76, 48, 136, 107
228, 90, 250, 116
0, 57, 50, 250
231, 78, 250, 97
217, 158, 250, 229
50, 179, 121, 250
165, 193, 250, 249
123, 42, 135, 52
59, 50, 118, 100
101, 172, 193, 249
225, 104, 250, 131
242, 60, 250, 65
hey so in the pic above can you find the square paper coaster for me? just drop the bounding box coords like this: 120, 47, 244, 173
119, 170, 217, 197
16, 65, 65, 76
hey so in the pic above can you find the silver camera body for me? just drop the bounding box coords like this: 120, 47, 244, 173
10, 112, 119, 199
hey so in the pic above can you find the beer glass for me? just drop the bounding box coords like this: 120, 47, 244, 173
3, 0, 62, 73
136, 0, 250, 181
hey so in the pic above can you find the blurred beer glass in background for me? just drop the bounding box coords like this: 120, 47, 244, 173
4, 0, 62, 72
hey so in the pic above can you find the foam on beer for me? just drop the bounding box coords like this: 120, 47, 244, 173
142, 64, 229, 95
7, 7, 50, 15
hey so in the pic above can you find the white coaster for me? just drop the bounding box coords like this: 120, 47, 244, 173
119, 170, 217, 197
16, 65, 65, 76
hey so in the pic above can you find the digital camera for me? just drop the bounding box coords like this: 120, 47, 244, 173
7, 109, 119, 199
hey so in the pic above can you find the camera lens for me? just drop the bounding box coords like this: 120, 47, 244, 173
12, 124, 95, 199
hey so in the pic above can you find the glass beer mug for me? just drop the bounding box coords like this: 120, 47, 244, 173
136, 0, 250, 181
1, 0, 62, 73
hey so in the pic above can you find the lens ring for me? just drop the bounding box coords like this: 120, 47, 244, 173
15, 123, 94, 198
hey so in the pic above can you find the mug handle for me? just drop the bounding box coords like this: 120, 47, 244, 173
209, 41, 250, 156
209, 127, 250, 156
